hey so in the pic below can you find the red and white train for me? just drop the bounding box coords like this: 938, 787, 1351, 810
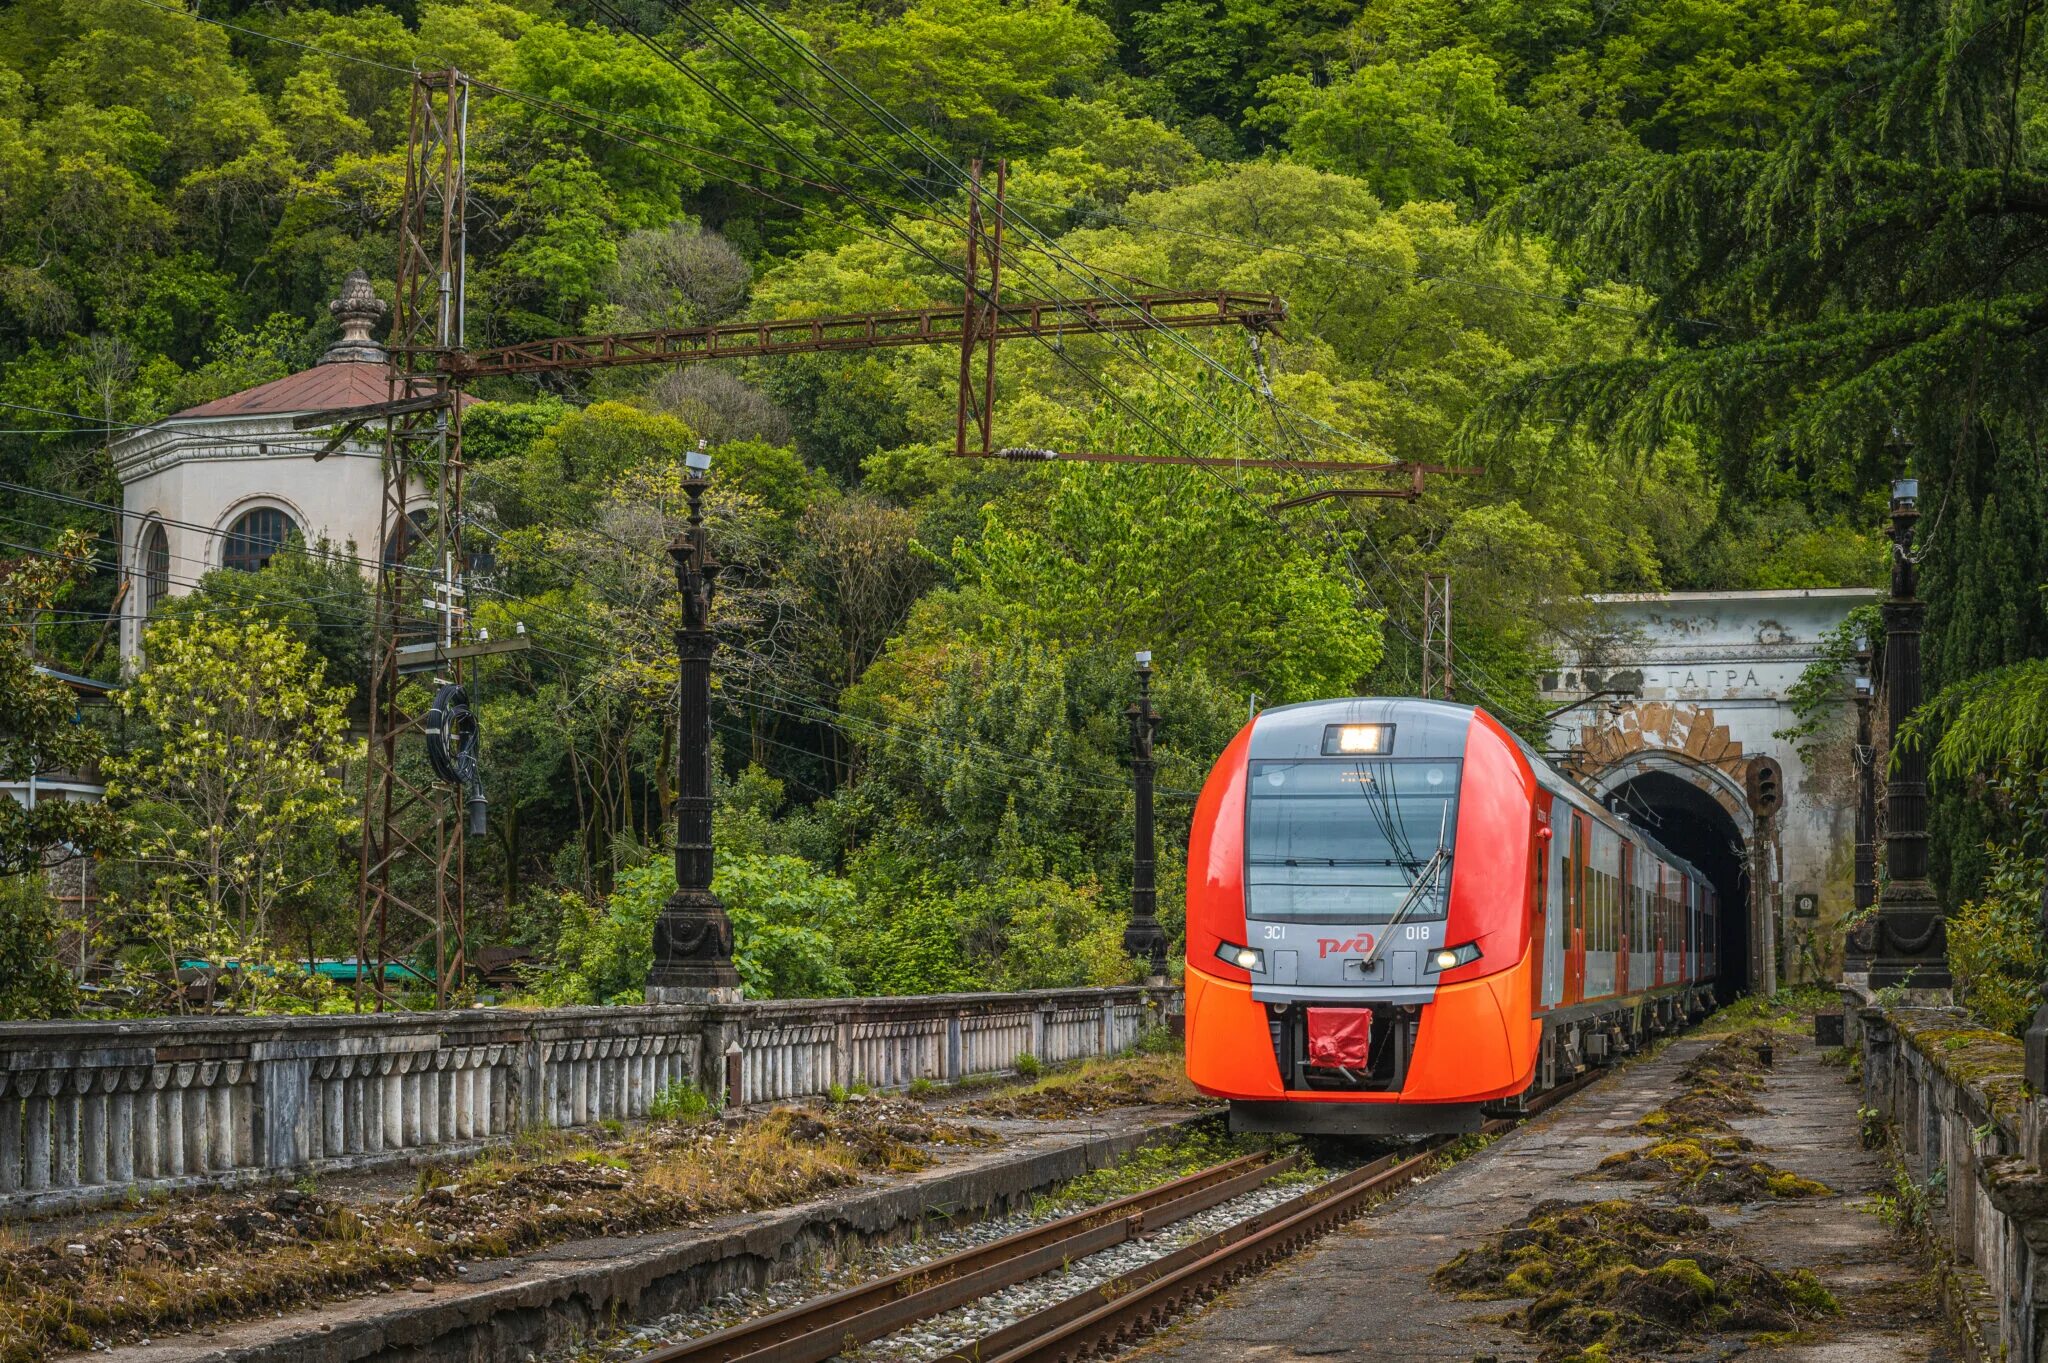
1183, 697, 1719, 1135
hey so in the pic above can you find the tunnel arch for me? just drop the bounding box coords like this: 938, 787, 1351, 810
1582, 751, 1758, 1002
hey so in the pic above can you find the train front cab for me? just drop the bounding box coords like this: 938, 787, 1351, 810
1182, 699, 1544, 1136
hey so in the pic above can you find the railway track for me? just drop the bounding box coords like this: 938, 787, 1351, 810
628, 1068, 1604, 1363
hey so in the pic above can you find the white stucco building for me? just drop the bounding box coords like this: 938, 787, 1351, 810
111, 271, 423, 665
1542, 588, 1880, 995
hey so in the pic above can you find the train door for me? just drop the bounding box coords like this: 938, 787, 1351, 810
1566, 811, 1587, 1003
1617, 841, 1633, 995
1652, 864, 1666, 988
1695, 880, 1712, 978
1676, 878, 1688, 983
1541, 800, 1565, 1009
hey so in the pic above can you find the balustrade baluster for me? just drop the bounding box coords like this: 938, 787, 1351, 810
108, 1076, 135, 1185
22, 1082, 50, 1190
80, 1073, 107, 1186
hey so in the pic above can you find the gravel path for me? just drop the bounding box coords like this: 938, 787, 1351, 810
568, 1162, 1342, 1363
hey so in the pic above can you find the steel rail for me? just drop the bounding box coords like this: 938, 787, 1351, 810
633, 1148, 1298, 1363
954, 1068, 1608, 1363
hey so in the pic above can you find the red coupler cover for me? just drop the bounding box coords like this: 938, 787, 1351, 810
1306, 1007, 1373, 1068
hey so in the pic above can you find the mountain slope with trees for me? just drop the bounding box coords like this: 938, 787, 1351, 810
9, 0, 2034, 1017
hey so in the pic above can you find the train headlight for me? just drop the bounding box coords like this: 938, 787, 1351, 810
1427, 942, 1481, 973
1215, 941, 1264, 972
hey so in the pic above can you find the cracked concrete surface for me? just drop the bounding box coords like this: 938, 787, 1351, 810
1137, 1034, 1952, 1363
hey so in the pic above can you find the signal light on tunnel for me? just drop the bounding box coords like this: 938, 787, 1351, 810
1323, 723, 1392, 755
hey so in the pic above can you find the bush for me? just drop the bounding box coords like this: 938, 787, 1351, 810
0, 875, 77, 1020
1947, 841, 2046, 1037
1015, 1052, 1042, 1079
846, 891, 987, 996
528, 852, 862, 1004
649, 1079, 714, 1121
524, 866, 663, 1007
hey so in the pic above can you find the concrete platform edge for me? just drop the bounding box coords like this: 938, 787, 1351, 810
83, 1110, 1206, 1363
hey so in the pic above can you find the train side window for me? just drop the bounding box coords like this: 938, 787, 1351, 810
1595, 871, 1606, 952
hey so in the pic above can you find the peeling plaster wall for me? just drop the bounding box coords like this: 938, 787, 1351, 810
1544, 588, 1881, 991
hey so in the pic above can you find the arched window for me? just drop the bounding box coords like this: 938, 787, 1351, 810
222, 507, 297, 573
141, 521, 169, 615
384, 507, 435, 566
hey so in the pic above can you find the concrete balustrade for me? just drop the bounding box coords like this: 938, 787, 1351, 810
1847, 990, 2048, 1362
0, 986, 1176, 1218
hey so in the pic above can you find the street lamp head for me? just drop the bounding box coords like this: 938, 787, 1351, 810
1135, 649, 1152, 668
1891, 476, 1918, 508
1854, 676, 1872, 697
684, 443, 712, 474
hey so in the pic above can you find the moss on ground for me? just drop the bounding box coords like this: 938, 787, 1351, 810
0, 1100, 991, 1363
1435, 1199, 1839, 1361
1591, 1031, 1831, 1204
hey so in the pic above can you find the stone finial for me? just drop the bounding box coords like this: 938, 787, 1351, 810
320, 269, 388, 365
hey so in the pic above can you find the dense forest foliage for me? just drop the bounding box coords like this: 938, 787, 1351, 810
5, 0, 2040, 1016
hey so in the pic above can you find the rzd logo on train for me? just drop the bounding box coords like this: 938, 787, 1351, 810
1316, 935, 1375, 958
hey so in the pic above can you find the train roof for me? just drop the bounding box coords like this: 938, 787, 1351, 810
1248, 696, 1715, 888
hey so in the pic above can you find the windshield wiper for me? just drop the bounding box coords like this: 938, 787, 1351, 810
1392, 844, 1448, 916
1358, 805, 1451, 969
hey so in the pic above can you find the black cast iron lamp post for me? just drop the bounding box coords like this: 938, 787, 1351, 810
1126, 650, 1168, 982
1868, 474, 1950, 996
1846, 666, 1875, 976
647, 443, 743, 1004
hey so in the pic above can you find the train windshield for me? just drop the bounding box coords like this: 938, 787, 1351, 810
1244, 759, 1460, 921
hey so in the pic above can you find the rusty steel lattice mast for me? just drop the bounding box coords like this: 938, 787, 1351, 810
956, 158, 1007, 458
355, 70, 472, 1011
1420, 572, 1453, 701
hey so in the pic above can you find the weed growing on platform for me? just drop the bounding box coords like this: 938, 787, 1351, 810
649, 1079, 714, 1120
959, 1048, 1201, 1119
1700, 985, 1836, 1036
0, 1100, 991, 1363
1434, 1198, 1838, 1360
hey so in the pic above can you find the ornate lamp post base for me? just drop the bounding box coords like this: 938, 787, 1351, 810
1123, 923, 1169, 987
647, 887, 743, 1005
1866, 877, 1952, 1000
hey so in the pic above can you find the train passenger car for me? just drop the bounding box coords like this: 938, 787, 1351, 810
1183, 697, 1718, 1135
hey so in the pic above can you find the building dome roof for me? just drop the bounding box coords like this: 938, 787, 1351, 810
169, 270, 403, 420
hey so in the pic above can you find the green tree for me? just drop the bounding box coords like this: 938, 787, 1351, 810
1259, 47, 1526, 209
106, 613, 357, 1010
1484, 0, 2048, 895
828, 0, 1115, 154
0, 532, 119, 1021
0, 532, 120, 880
